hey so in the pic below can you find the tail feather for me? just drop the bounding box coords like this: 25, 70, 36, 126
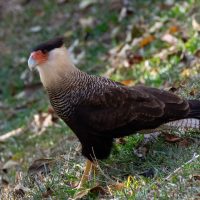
164, 118, 200, 130
187, 100, 200, 119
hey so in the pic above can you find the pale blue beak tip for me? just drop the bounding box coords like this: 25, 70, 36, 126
28, 56, 37, 70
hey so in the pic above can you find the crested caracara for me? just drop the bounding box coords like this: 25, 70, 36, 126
28, 37, 200, 187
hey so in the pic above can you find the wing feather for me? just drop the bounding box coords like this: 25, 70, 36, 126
76, 85, 187, 132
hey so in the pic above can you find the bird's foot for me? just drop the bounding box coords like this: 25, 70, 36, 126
76, 159, 93, 189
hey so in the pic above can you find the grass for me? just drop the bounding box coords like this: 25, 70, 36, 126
0, 0, 200, 199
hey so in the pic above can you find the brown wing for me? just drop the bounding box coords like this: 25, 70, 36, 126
76, 85, 189, 132
136, 85, 190, 118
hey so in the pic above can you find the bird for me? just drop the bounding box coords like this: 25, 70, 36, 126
28, 37, 200, 187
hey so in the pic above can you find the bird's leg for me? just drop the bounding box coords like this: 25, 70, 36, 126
77, 159, 93, 188
92, 163, 98, 177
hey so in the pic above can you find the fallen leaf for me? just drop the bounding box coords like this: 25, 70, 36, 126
149, 21, 163, 33
14, 187, 25, 198
178, 138, 192, 147
169, 25, 180, 34
90, 185, 107, 195
2, 160, 19, 171
15, 171, 23, 184
30, 111, 57, 135
109, 182, 124, 191
42, 187, 54, 198
79, 0, 97, 10
155, 45, 178, 60
139, 35, 155, 48
108, 43, 133, 69
192, 174, 200, 181
118, 7, 127, 22
79, 17, 94, 28
121, 79, 135, 86
74, 185, 107, 199
164, 133, 182, 142
118, 44, 131, 57
126, 51, 143, 65
181, 68, 190, 78
161, 33, 178, 45
13, 184, 30, 198
28, 158, 54, 177
192, 13, 200, 31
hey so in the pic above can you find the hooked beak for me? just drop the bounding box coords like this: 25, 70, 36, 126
28, 53, 37, 71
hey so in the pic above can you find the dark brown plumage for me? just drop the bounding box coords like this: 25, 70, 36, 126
28, 37, 200, 162
33, 37, 64, 53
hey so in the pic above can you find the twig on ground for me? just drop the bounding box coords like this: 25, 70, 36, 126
0, 127, 25, 142
165, 153, 199, 181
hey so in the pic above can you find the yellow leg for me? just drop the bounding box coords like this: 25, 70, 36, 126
77, 160, 93, 188
92, 163, 98, 177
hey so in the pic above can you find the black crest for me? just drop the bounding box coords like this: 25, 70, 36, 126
33, 37, 65, 53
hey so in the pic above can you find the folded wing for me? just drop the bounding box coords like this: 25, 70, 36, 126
76, 85, 189, 134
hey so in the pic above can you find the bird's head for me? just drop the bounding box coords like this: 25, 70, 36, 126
28, 37, 76, 87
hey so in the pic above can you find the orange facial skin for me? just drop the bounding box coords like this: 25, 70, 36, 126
31, 50, 48, 65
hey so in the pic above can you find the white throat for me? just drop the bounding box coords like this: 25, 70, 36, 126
37, 47, 77, 87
